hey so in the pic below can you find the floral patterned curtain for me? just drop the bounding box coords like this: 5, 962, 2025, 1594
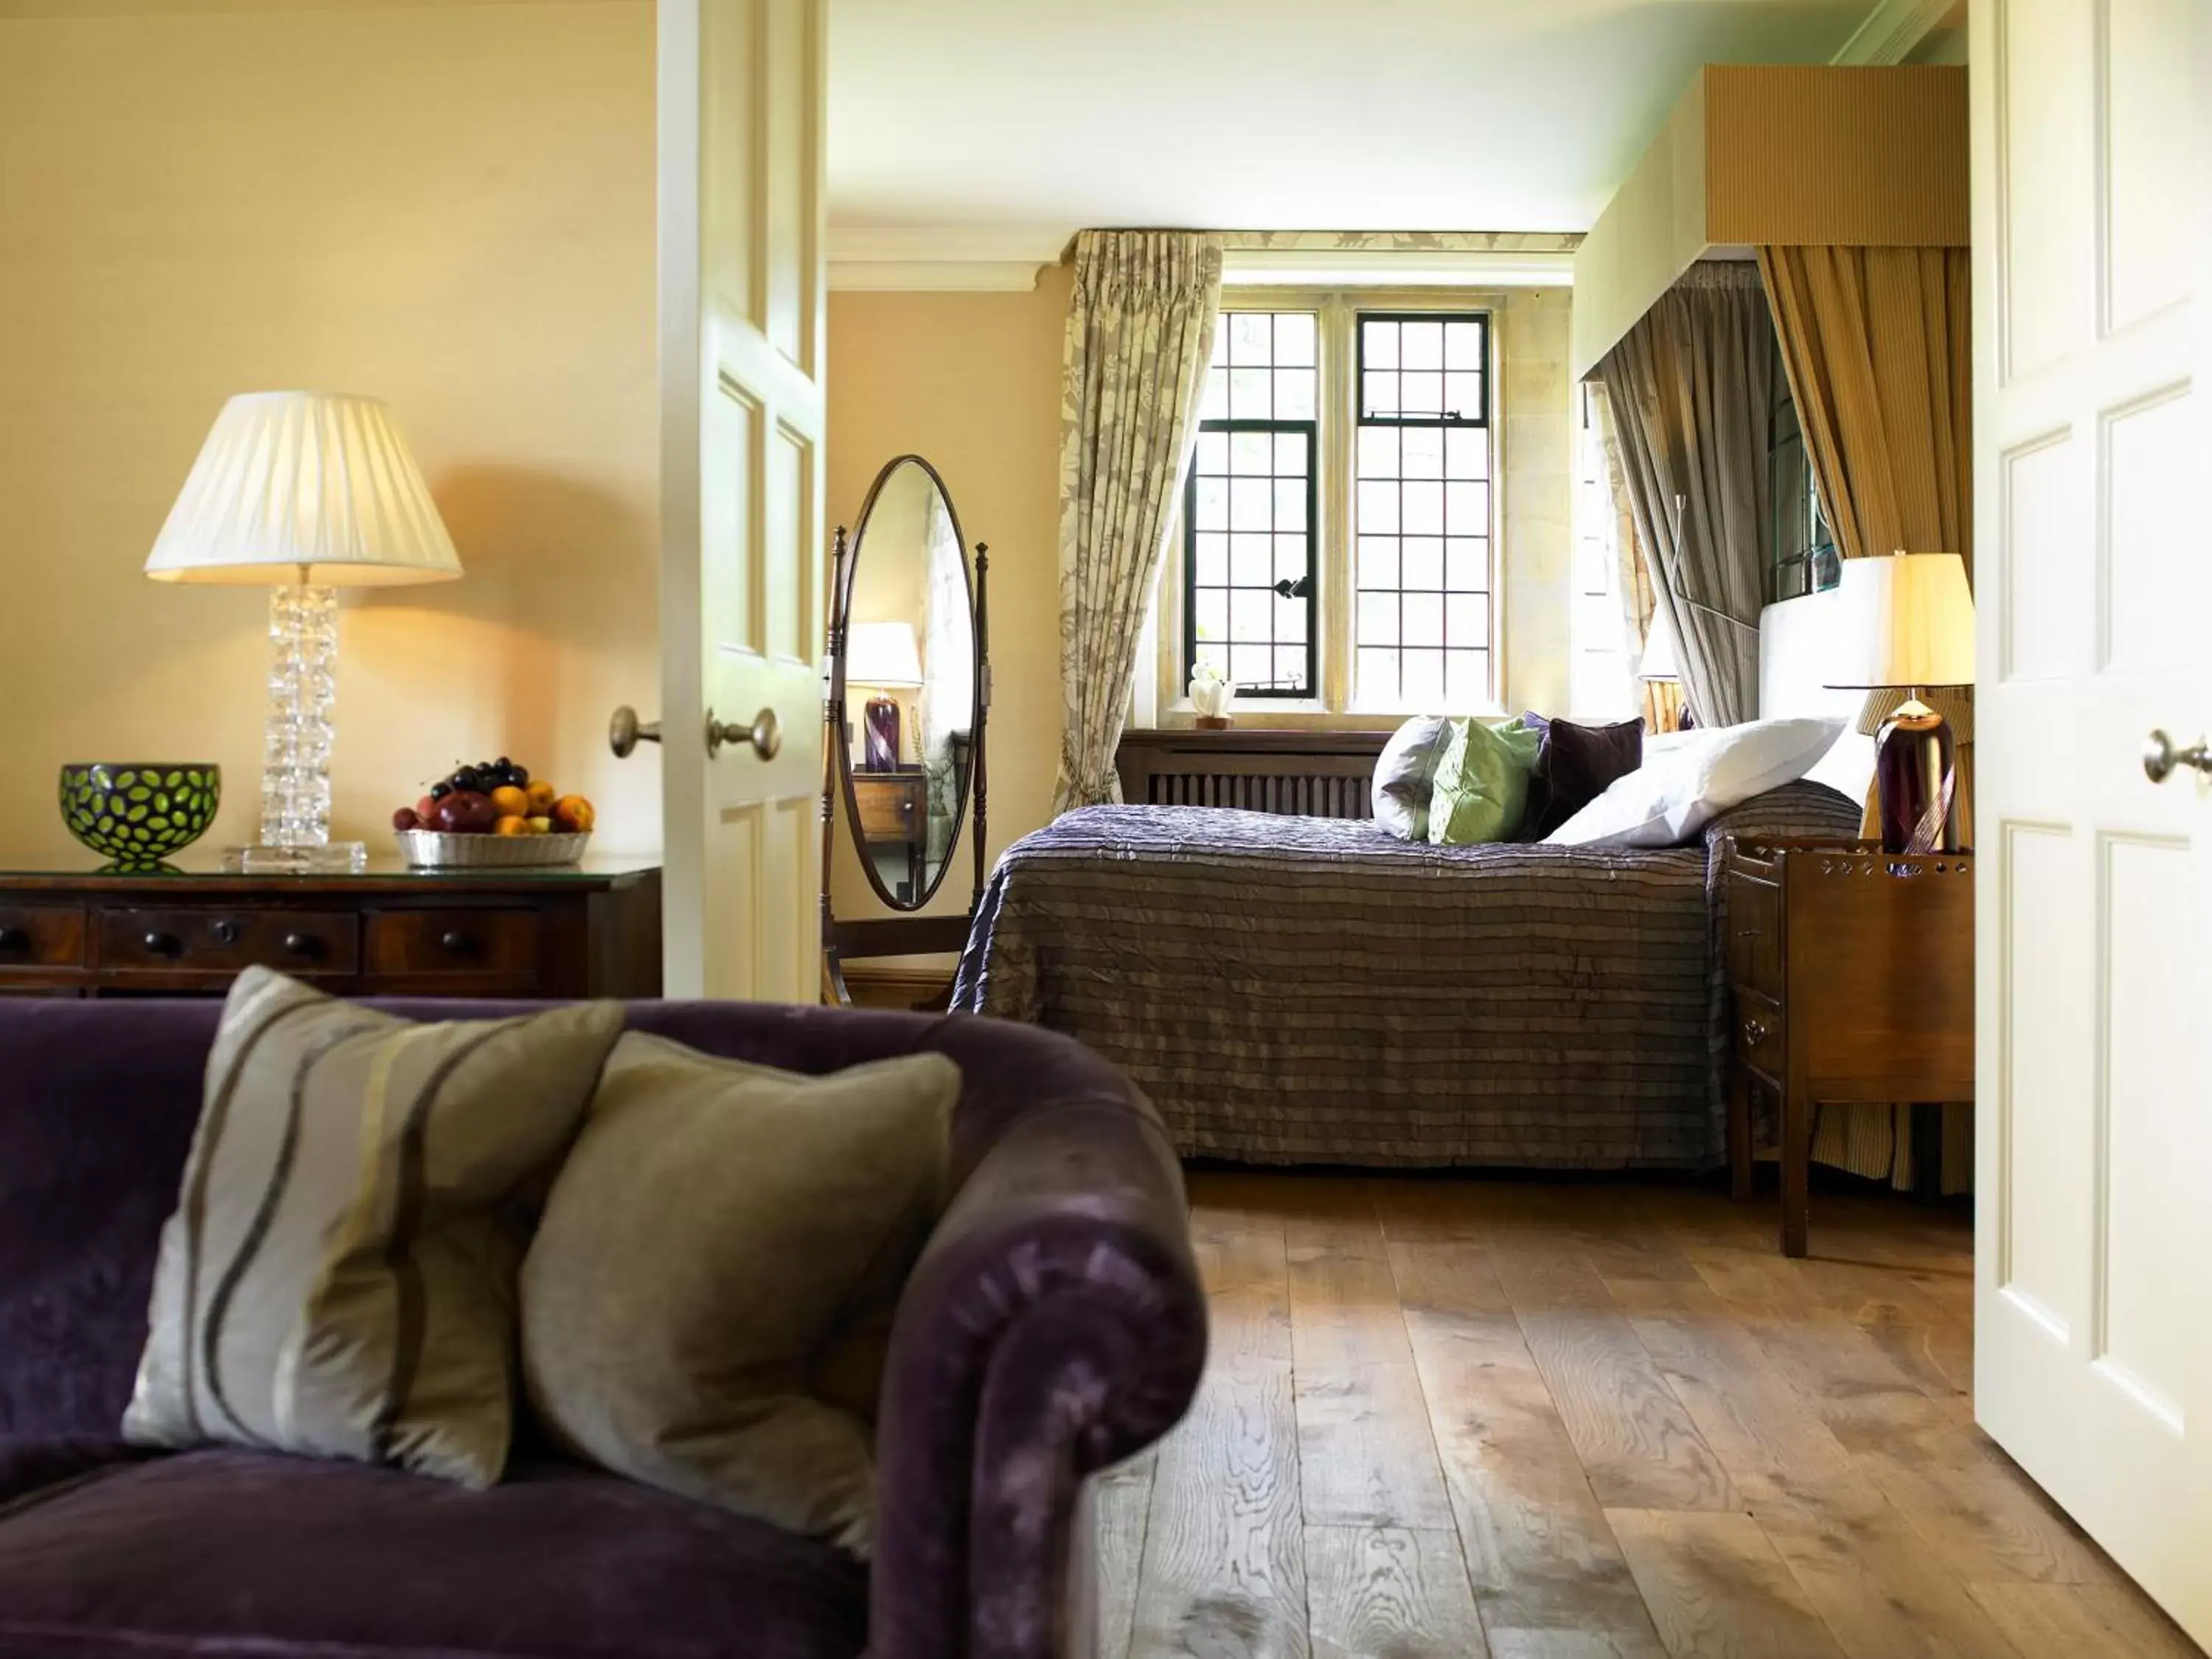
1053, 231, 1222, 813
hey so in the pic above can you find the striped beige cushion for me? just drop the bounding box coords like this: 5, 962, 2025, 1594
122, 967, 624, 1486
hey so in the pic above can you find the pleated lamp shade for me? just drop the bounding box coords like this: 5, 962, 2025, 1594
145, 392, 462, 586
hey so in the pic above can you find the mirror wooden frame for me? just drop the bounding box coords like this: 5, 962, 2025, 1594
818, 453, 990, 1006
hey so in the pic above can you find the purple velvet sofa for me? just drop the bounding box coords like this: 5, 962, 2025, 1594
0, 997, 1206, 1659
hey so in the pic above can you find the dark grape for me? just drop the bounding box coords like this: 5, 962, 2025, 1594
428, 781, 453, 801
507, 762, 529, 787
451, 767, 484, 794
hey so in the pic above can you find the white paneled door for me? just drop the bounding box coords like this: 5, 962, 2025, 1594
653, 0, 827, 1000
1974, 0, 2210, 1641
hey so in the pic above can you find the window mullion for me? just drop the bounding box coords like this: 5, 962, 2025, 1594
1321, 294, 1356, 716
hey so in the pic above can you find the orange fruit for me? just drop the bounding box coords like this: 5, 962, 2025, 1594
552, 794, 595, 833
490, 785, 530, 819
494, 815, 529, 837
525, 779, 557, 814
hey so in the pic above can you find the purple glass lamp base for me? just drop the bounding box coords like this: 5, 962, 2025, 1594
1873, 696, 1959, 854
863, 694, 902, 772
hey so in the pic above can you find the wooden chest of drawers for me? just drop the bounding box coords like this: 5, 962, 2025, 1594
1722, 836, 1975, 1256
0, 858, 661, 1001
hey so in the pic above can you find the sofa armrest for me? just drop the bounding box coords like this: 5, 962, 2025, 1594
869, 1054, 1204, 1659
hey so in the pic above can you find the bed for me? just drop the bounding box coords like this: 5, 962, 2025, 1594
950, 779, 1861, 1169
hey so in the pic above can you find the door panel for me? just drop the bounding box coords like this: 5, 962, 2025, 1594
1975, 0, 2209, 1641
659, 0, 826, 1001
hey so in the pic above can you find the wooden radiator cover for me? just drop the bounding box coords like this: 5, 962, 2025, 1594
1113, 729, 1391, 821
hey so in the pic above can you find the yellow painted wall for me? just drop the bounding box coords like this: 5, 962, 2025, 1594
824, 269, 1071, 931
0, 1, 660, 859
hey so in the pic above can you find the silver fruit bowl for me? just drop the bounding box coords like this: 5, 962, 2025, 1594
396, 830, 591, 869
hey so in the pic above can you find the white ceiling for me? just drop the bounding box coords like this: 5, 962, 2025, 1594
827, 0, 1879, 255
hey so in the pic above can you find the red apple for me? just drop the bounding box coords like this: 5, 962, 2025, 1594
392, 807, 420, 832
433, 790, 498, 834
416, 795, 437, 822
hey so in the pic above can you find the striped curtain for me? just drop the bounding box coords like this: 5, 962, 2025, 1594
1761, 245, 1975, 1197
1594, 264, 1780, 728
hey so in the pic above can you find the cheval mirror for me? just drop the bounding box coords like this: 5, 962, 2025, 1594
819, 453, 990, 1006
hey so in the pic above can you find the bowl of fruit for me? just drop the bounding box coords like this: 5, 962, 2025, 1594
392, 759, 597, 869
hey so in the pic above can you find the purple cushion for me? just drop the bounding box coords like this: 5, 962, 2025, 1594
0, 1448, 866, 1659
1519, 714, 1644, 839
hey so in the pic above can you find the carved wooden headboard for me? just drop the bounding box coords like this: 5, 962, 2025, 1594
1113, 728, 1389, 820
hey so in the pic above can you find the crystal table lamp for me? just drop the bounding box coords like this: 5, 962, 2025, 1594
145, 392, 462, 872
844, 620, 923, 772
1824, 551, 1975, 855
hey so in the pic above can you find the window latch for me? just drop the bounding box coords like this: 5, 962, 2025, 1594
1271, 575, 1313, 599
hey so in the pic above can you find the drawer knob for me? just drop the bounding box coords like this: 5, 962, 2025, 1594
282, 932, 319, 958
144, 931, 181, 957
1743, 1017, 1770, 1046
0, 926, 27, 952
440, 930, 473, 955
212, 919, 240, 945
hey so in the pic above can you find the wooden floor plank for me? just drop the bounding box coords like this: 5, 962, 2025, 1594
1286, 1186, 1414, 1371
1490, 1246, 1739, 1513
1966, 1581, 2205, 1659
1750, 1484, 2034, 1659
1393, 1240, 1666, 1655
1129, 1359, 1310, 1659
1598, 1271, 1862, 1509
1609, 1509, 1848, 1659
1093, 1450, 1155, 1659
1294, 1359, 1456, 1529
1193, 1188, 1295, 1364
1117, 1175, 2190, 1659
1304, 1524, 1489, 1659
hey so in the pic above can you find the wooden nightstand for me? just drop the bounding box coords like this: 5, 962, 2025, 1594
1722, 837, 1975, 1256
0, 855, 661, 1002
850, 769, 928, 903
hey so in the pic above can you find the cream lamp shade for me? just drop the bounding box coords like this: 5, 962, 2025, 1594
1637, 611, 1680, 681
1823, 551, 1975, 689
846, 620, 924, 689
145, 392, 462, 585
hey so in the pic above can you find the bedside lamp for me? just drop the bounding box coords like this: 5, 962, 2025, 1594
1824, 551, 1975, 854
1637, 612, 1688, 733
147, 392, 462, 872
845, 620, 923, 772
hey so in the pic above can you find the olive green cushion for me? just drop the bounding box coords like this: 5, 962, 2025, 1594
122, 967, 625, 1487
1426, 716, 1543, 845
518, 1032, 960, 1559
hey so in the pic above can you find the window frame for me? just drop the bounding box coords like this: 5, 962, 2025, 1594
1182, 415, 1321, 700
1153, 287, 1506, 726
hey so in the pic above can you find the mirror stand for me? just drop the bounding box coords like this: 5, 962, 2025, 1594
819, 504, 991, 1010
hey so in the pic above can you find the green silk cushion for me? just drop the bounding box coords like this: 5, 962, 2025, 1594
518, 1032, 960, 1559
122, 967, 625, 1487
1426, 716, 1543, 845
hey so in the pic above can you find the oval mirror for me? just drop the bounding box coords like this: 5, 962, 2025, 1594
835, 455, 978, 912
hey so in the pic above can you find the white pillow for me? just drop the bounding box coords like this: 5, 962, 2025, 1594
1545, 716, 1848, 849
1371, 715, 1453, 840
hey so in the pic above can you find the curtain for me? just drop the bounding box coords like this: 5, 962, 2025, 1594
1053, 231, 1222, 813
1587, 383, 1656, 653
1594, 263, 1779, 728
1756, 246, 1971, 566
1759, 246, 1975, 1197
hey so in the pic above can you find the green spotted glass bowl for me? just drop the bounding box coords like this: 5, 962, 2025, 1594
59, 763, 221, 869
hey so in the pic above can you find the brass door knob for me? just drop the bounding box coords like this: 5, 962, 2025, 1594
706, 706, 781, 761
608, 706, 663, 759
2143, 730, 2211, 784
